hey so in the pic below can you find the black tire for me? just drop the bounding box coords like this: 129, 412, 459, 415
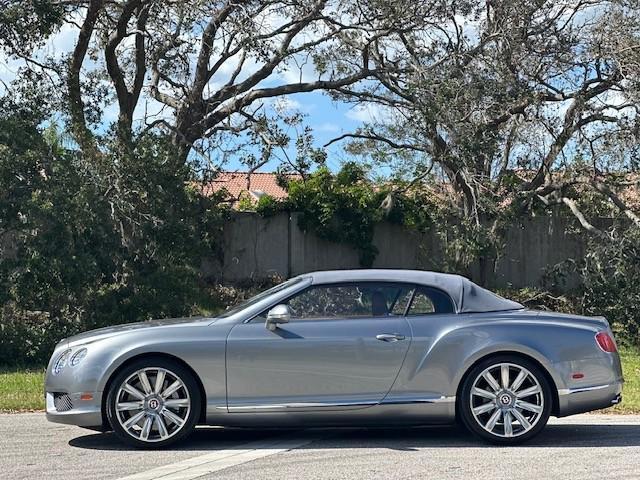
106, 357, 201, 449
458, 355, 552, 445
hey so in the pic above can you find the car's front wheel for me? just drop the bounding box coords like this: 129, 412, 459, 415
459, 355, 552, 445
106, 357, 201, 448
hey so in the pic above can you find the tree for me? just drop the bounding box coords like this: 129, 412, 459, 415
0, 1, 62, 56
2, 0, 436, 165
326, 0, 640, 282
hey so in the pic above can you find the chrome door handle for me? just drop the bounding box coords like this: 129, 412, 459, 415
376, 333, 405, 342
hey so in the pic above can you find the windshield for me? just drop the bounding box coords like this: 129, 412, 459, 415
217, 277, 306, 318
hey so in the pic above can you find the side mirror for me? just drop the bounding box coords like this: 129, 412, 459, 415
265, 304, 291, 331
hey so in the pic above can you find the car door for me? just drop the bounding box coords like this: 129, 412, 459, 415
225, 282, 414, 412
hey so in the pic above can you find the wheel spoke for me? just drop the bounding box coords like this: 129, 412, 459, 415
117, 401, 143, 412
483, 372, 501, 392
515, 385, 541, 399
116, 367, 191, 443
470, 363, 544, 438
485, 409, 502, 432
138, 371, 153, 395
472, 387, 496, 400
162, 380, 182, 399
155, 415, 169, 439
516, 400, 543, 414
511, 408, 532, 430
154, 370, 166, 395
165, 398, 190, 409
140, 415, 153, 440
123, 410, 146, 430
473, 402, 496, 415
510, 369, 528, 392
122, 383, 146, 401
503, 410, 513, 437
161, 407, 185, 427
501, 364, 510, 389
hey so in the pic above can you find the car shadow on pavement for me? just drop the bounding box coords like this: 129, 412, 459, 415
68, 423, 640, 452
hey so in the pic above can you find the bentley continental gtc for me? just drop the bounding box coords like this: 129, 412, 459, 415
45, 269, 623, 447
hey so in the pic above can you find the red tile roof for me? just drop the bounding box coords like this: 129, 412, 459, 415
200, 171, 300, 205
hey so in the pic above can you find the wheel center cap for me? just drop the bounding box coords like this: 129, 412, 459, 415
146, 396, 162, 411
499, 393, 513, 407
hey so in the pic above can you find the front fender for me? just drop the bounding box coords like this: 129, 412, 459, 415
45, 323, 232, 419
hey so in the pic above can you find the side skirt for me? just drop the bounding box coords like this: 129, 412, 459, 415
204, 396, 457, 427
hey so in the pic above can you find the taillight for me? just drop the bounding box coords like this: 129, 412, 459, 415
595, 331, 617, 353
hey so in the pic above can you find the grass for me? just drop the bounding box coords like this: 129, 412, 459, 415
1, 349, 639, 414
608, 347, 640, 414
0, 368, 46, 412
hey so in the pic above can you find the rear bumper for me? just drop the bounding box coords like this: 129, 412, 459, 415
557, 381, 623, 417
45, 391, 104, 428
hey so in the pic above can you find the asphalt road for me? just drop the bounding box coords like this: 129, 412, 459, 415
2, 413, 640, 480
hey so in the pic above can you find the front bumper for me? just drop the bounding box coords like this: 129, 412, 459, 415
45, 391, 104, 428
557, 381, 623, 417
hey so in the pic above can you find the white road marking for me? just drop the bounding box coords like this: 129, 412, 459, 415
116, 433, 320, 480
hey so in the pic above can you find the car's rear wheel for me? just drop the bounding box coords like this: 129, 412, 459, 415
106, 357, 201, 448
459, 355, 552, 445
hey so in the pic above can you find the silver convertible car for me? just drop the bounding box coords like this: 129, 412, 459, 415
45, 269, 623, 447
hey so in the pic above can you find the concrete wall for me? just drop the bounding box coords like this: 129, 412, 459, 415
203, 212, 602, 290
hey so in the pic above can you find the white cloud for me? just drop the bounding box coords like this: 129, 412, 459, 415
274, 97, 302, 112
314, 121, 341, 133
0, 56, 22, 89
101, 101, 119, 125
40, 22, 78, 60
345, 103, 386, 123
278, 56, 318, 84
0, 21, 78, 91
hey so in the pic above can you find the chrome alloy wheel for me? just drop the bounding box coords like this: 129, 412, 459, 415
114, 367, 191, 443
469, 362, 544, 438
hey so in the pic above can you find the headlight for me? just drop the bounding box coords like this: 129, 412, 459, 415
70, 348, 88, 366
52, 349, 72, 375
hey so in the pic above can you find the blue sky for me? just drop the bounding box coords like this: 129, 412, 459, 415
225, 91, 378, 172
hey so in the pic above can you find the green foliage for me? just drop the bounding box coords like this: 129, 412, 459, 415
0, 0, 62, 55
0, 103, 229, 366
496, 288, 580, 315
380, 186, 499, 276
235, 192, 281, 215
286, 163, 387, 267
255, 194, 281, 217
236, 192, 256, 212
578, 228, 640, 346
536, 226, 640, 347
254, 164, 489, 274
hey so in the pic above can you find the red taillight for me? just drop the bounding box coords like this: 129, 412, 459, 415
595, 331, 617, 353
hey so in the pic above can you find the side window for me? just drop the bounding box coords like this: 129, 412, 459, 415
254, 282, 415, 321
390, 287, 414, 315
407, 287, 454, 315
288, 285, 368, 319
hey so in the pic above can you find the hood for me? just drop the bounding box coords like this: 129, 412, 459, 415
61, 316, 215, 348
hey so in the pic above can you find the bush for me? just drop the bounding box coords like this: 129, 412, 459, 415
578, 228, 640, 346
508, 227, 640, 347
286, 163, 387, 266
255, 194, 281, 217
0, 304, 79, 366
496, 288, 580, 315
0, 105, 229, 366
